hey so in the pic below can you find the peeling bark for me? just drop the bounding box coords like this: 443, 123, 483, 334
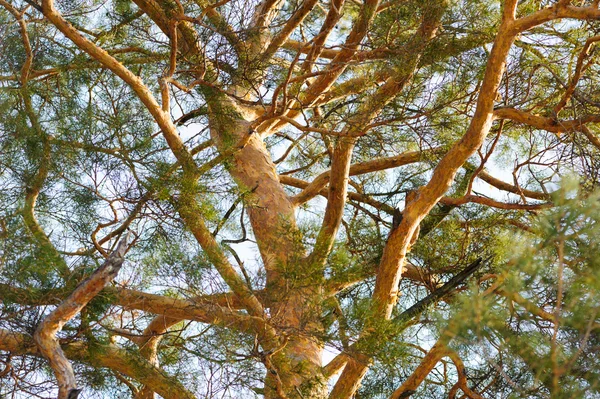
33, 235, 129, 399
330, 2, 520, 396
206, 93, 327, 399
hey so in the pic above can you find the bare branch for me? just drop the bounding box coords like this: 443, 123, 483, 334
290, 148, 443, 206
493, 107, 600, 150
554, 35, 600, 114
33, 234, 129, 399
389, 339, 450, 399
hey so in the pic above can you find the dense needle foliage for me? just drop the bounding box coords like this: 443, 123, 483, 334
1, 0, 600, 398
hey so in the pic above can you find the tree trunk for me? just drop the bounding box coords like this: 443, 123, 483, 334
207, 94, 326, 398
265, 333, 327, 399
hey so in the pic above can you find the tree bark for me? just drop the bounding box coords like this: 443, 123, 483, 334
33, 235, 129, 399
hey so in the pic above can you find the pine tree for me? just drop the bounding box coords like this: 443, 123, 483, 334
1, 0, 600, 398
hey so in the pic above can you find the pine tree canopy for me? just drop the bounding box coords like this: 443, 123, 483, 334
1, 0, 600, 398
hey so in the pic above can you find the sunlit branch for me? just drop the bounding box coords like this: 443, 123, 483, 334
0, 328, 197, 399
33, 235, 129, 399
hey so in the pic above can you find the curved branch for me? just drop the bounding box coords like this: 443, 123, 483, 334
41, 0, 195, 170
290, 148, 442, 206
389, 339, 450, 399
447, 350, 485, 399
33, 235, 129, 399
19, 91, 69, 278
0, 329, 196, 399
493, 107, 600, 150
475, 168, 551, 201
554, 35, 600, 114
332, 2, 520, 396
262, 0, 320, 61
511, 3, 600, 34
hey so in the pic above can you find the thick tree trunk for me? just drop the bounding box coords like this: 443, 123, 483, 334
207, 94, 326, 398
265, 334, 327, 399
207, 95, 302, 282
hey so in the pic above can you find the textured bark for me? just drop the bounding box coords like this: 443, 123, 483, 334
133, 316, 177, 399
33, 236, 129, 399
309, 137, 357, 269
373, 2, 518, 318
0, 329, 196, 399
7, 1, 596, 398
206, 93, 327, 399
330, 2, 520, 396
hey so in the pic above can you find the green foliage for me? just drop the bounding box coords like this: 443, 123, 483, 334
431, 182, 600, 398
1, 0, 599, 398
